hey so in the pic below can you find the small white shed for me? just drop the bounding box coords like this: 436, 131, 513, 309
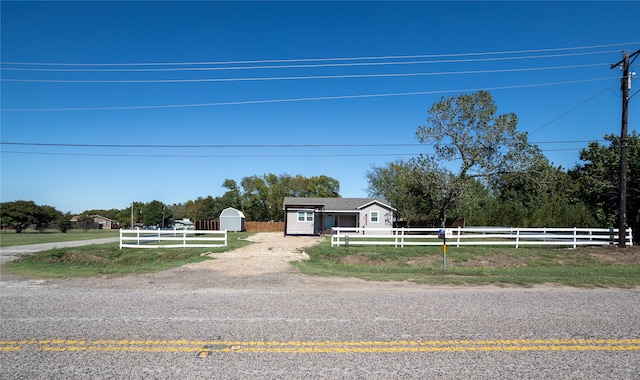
220, 207, 245, 231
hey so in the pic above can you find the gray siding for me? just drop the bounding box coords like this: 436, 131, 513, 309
285, 210, 315, 235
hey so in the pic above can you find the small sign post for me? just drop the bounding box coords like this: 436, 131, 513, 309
438, 229, 451, 271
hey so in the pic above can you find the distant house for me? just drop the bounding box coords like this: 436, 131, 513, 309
71, 215, 118, 229
283, 197, 395, 236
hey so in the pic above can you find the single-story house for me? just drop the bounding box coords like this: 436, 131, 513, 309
283, 197, 395, 236
70, 215, 118, 229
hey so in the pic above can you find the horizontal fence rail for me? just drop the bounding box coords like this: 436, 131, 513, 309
331, 227, 633, 248
120, 229, 227, 249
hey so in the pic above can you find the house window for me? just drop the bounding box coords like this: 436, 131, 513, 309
370, 211, 379, 223
298, 211, 313, 222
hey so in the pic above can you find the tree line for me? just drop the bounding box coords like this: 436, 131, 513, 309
2, 91, 636, 239
1, 174, 340, 232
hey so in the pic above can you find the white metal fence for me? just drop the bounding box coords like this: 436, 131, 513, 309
331, 227, 633, 248
119, 229, 227, 249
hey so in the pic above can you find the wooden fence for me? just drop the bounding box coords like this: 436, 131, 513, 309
331, 226, 633, 248
195, 220, 219, 230
245, 221, 284, 232
194, 220, 284, 232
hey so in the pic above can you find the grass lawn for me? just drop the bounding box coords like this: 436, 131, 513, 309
1, 232, 254, 278
0, 229, 119, 247
293, 237, 640, 287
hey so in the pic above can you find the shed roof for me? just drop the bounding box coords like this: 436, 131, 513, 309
220, 207, 245, 218
283, 197, 395, 212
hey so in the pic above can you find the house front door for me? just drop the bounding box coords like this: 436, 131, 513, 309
325, 215, 335, 230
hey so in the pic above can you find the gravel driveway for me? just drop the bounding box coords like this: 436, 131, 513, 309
183, 232, 321, 276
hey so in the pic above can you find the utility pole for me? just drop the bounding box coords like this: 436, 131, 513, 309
611, 50, 639, 247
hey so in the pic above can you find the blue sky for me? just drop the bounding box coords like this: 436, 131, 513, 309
1, 1, 639, 214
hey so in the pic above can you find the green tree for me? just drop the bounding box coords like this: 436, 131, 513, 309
415, 90, 540, 225
490, 159, 594, 227
240, 173, 340, 221
305, 175, 340, 197
418, 90, 538, 180
220, 179, 242, 210
570, 137, 619, 227
143, 200, 172, 227
37, 205, 60, 231
118, 202, 146, 228
241, 176, 270, 221
184, 196, 217, 221
0, 200, 59, 233
368, 157, 491, 226
57, 212, 73, 233
570, 132, 640, 237
367, 160, 415, 222
168, 203, 185, 220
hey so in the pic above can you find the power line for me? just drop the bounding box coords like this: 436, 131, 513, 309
0, 52, 623, 73
529, 88, 615, 135
0, 145, 615, 159
2, 42, 635, 67
0, 140, 607, 149
0, 150, 427, 158
1, 63, 609, 84
1, 77, 617, 112
0, 142, 424, 148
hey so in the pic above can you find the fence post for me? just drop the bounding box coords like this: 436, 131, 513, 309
573, 227, 577, 249
183, 230, 187, 248
609, 227, 615, 245
515, 228, 519, 249
119, 229, 123, 249
456, 226, 461, 247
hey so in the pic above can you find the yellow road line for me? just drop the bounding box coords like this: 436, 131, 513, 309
1, 339, 639, 354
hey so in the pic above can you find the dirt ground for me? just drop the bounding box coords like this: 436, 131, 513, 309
138, 232, 421, 292
183, 232, 323, 276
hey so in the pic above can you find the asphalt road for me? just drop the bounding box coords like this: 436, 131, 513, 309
0, 238, 119, 264
1, 268, 639, 379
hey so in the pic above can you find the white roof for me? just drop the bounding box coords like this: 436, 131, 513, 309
220, 207, 245, 218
